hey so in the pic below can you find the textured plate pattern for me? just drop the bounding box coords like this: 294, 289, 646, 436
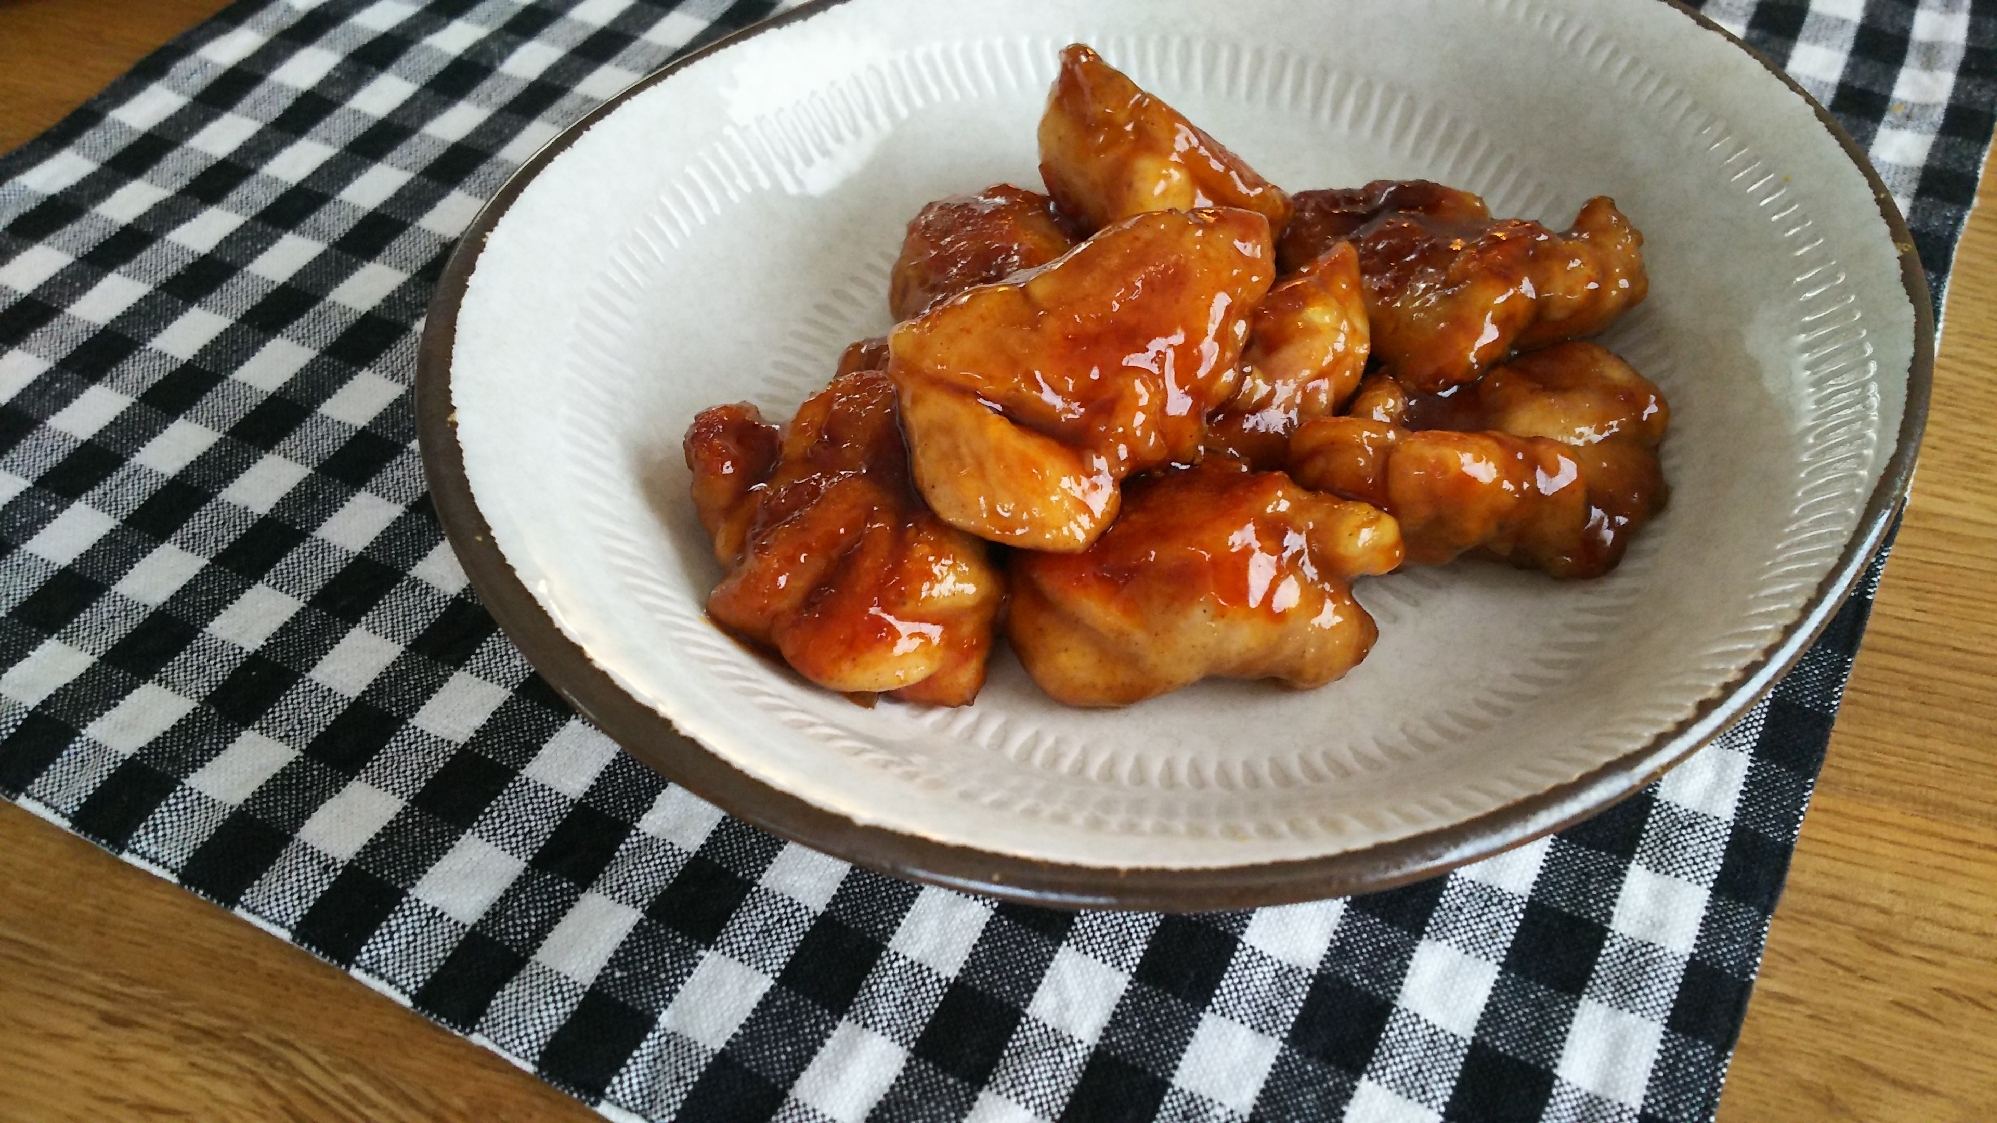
452, 0, 1913, 868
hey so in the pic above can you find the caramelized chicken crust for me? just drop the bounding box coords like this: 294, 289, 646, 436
1278, 180, 1492, 269
836, 336, 890, 377
888, 207, 1275, 552
1345, 373, 1409, 425
1513, 198, 1649, 353
887, 185, 1075, 321
1280, 181, 1647, 393
1039, 44, 1293, 238
684, 370, 1005, 705
1470, 340, 1669, 447
686, 402, 781, 567
1289, 342, 1668, 578
1205, 241, 1371, 469
1008, 460, 1402, 707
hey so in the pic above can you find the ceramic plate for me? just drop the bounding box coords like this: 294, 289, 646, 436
417, 0, 1930, 909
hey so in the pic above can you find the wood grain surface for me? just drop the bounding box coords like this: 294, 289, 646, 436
1, 4, 1993, 1121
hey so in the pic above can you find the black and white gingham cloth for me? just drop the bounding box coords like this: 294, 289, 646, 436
0, 1, 1988, 1120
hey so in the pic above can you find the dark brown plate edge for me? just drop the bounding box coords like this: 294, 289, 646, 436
414, 0, 1934, 912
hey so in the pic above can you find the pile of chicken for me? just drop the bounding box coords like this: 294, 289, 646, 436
685, 45, 1668, 709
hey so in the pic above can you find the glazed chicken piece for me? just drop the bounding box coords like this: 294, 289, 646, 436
1205, 242, 1371, 469
888, 185, 1074, 321
1391, 342, 1670, 447
1289, 424, 1664, 577
1345, 373, 1409, 425
889, 207, 1275, 551
1285, 416, 1402, 511
1470, 340, 1669, 447
1280, 180, 1647, 393
1278, 180, 1492, 270
1513, 197, 1649, 353
836, 336, 890, 376
1288, 342, 1668, 578
1008, 460, 1402, 707
684, 370, 1005, 705
685, 402, 780, 566
1039, 44, 1293, 237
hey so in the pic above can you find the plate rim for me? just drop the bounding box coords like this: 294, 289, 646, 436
415, 0, 1934, 911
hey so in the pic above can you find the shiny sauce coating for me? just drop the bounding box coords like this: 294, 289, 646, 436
684, 369, 1005, 705
1008, 459, 1401, 707
1039, 43, 1293, 237
889, 206, 1275, 552
1206, 241, 1372, 469
887, 184, 1074, 321
1278, 180, 1492, 270
1290, 341, 1668, 577
1282, 181, 1648, 393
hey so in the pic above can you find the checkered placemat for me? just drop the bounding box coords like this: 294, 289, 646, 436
0, 1, 1988, 1120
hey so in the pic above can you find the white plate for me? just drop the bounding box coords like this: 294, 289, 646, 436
427, 0, 1926, 904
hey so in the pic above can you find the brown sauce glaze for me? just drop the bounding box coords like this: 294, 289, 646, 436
1513, 197, 1648, 352
1206, 241, 1371, 470
1399, 341, 1669, 446
889, 207, 1275, 552
1473, 340, 1668, 447
1291, 341, 1668, 577
1281, 180, 1648, 393
887, 185, 1074, 321
1008, 459, 1400, 707
684, 370, 1005, 705
1398, 383, 1487, 434
684, 402, 780, 566
1286, 416, 1401, 511
1279, 180, 1491, 272
1039, 44, 1293, 238
836, 336, 890, 376
1345, 374, 1410, 426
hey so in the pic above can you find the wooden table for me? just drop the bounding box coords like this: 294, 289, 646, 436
2, 2, 1992, 1119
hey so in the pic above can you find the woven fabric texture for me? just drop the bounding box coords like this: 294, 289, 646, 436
0, 1, 1989, 1120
